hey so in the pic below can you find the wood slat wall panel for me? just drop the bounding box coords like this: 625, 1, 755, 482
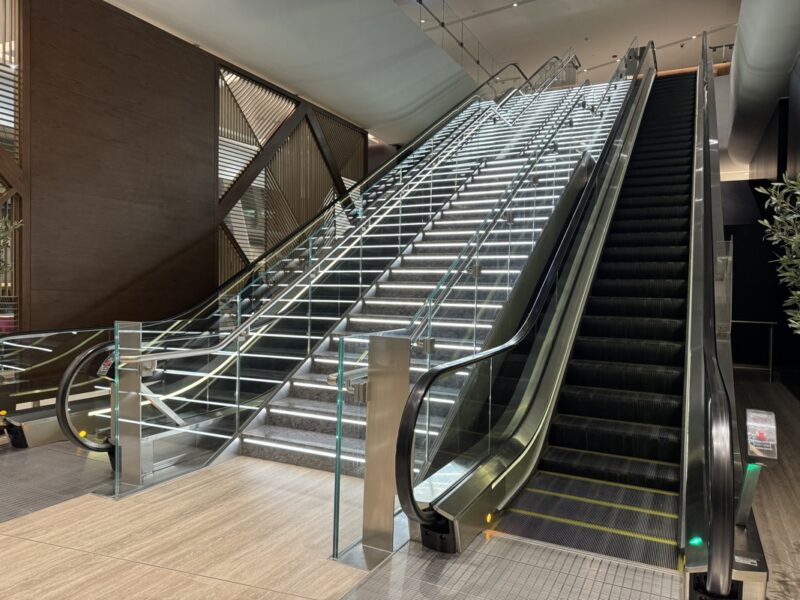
267, 118, 335, 227
218, 225, 247, 286
314, 110, 365, 183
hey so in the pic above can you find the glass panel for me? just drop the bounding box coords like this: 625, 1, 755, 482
0, 329, 113, 428
332, 333, 370, 558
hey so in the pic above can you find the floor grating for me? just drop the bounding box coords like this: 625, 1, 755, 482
343, 533, 681, 600
0, 440, 111, 522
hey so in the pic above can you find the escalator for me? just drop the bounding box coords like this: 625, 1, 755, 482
396, 37, 767, 599
496, 73, 695, 570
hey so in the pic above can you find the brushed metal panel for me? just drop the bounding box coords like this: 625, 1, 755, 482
362, 334, 410, 553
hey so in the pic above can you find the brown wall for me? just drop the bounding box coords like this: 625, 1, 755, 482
25, 0, 218, 329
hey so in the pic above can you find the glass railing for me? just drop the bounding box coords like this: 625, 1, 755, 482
391, 41, 656, 528
330, 52, 632, 557
8, 60, 531, 442
398, 0, 501, 83
56, 58, 577, 493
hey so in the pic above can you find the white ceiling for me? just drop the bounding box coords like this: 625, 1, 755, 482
416, 0, 741, 81
106, 0, 476, 144
108, 0, 741, 144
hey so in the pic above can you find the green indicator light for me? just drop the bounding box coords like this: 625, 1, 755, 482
746, 463, 762, 473
688, 536, 704, 547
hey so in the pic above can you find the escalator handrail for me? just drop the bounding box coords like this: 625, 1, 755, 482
697, 31, 734, 597
396, 42, 656, 525
55, 341, 115, 453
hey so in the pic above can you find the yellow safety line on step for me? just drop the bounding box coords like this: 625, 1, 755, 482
524, 487, 678, 519
508, 508, 678, 546
538, 471, 680, 497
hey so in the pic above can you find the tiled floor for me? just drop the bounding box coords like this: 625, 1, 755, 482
737, 372, 800, 600
344, 533, 681, 600
0, 440, 111, 522
1, 456, 365, 599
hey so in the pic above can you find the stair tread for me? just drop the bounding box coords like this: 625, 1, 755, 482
243, 423, 364, 455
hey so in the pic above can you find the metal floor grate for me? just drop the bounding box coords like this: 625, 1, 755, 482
0, 441, 111, 522
343, 533, 681, 600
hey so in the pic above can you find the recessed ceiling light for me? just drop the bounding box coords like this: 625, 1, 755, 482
615, 58, 620, 62
512, 2, 519, 6
583, 68, 588, 72
692, 35, 697, 39
420, 19, 426, 23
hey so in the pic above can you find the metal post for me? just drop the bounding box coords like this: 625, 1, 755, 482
362, 334, 411, 556
116, 321, 143, 488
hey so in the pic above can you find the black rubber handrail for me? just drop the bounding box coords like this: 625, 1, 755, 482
699, 31, 734, 597
56, 341, 115, 453
396, 43, 655, 525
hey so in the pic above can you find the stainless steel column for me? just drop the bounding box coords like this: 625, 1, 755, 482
362, 334, 411, 554
116, 321, 143, 487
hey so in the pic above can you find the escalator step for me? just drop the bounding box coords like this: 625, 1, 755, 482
609, 217, 689, 234
549, 414, 681, 462
604, 230, 689, 247
559, 385, 683, 426
529, 472, 679, 515
566, 359, 684, 395
614, 205, 690, 221
633, 136, 694, 150
591, 278, 686, 298
572, 336, 684, 366
602, 245, 688, 262
509, 482, 678, 539
616, 195, 689, 210
539, 446, 680, 492
585, 296, 686, 319
627, 158, 691, 172
579, 314, 685, 341
596, 261, 687, 280
496, 510, 679, 569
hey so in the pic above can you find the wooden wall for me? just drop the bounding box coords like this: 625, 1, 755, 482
24, 0, 218, 329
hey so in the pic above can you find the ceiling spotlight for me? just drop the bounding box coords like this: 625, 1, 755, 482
615, 58, 620, 62
420, 19, 426, 23
692, 34, 697, 39
512, 2, 519, 6
583, 68, 588, 72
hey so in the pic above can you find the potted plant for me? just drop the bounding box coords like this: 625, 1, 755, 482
759, 174, 800, 334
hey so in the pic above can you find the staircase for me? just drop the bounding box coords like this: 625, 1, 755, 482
240, 80, 631, 472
